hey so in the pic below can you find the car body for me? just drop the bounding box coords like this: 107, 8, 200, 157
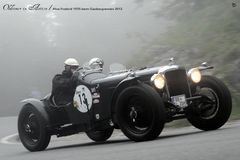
18, 60, 232, 151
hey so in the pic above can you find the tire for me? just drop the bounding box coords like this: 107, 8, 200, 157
18, 104, 51, 151
116, 83, 165, 142
186, 75, 232, 131
86, 127, 114, 142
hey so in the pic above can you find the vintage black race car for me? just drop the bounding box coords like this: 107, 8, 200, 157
18, 60, 232, 151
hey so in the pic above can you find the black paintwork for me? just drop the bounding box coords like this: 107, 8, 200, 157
20, 65, 193, 136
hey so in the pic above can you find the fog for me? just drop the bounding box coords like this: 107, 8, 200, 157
0, 0, 170, 116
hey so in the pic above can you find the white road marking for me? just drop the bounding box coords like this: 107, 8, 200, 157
0, 133, 20, 145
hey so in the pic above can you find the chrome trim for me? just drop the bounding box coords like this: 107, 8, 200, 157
163, 68, 192, 100
164, 77, 171, 98
186, 69, 192, 98
186, 96, 202, 101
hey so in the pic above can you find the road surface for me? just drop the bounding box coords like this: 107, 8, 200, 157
0, 117, 240, 160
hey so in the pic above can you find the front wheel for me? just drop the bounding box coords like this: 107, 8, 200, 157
116, 83, 165, 142
18, 104, 51, 151
186, 75, 232, 131
86, 127, 114, 142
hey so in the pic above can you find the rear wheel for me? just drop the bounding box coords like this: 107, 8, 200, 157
186, 76, 232, 130
18, 104, 51, 151
86, 127, 114, 142
116, 83, 165, 142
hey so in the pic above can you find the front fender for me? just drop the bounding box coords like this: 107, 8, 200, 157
111, 76, 140, 116
20, 98, 50, 125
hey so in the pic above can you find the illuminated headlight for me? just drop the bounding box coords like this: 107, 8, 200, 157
188, 68, 201, 83
151, 74, 165, 89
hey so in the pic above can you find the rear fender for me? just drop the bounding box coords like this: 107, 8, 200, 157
21, 98, 50, 125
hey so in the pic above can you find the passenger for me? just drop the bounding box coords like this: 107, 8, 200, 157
88, 57, 104, 71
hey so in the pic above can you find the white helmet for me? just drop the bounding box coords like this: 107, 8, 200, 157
64, 58, 79, 66
89, 58, 104, 70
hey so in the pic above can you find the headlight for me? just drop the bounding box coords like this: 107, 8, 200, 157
188, 68, 201, 83
151, 74, 165, 89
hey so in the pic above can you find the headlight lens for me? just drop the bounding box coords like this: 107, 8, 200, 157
151, 74, 165, 89
188, 68, 201, 83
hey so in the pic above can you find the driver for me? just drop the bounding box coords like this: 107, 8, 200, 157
51, 58, 79, 106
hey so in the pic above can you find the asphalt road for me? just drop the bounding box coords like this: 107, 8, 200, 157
0, 117, 240, 160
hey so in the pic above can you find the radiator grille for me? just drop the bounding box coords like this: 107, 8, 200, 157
164, 69, 190, 98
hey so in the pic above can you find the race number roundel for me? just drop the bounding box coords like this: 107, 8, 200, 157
73, 85, 93, 113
